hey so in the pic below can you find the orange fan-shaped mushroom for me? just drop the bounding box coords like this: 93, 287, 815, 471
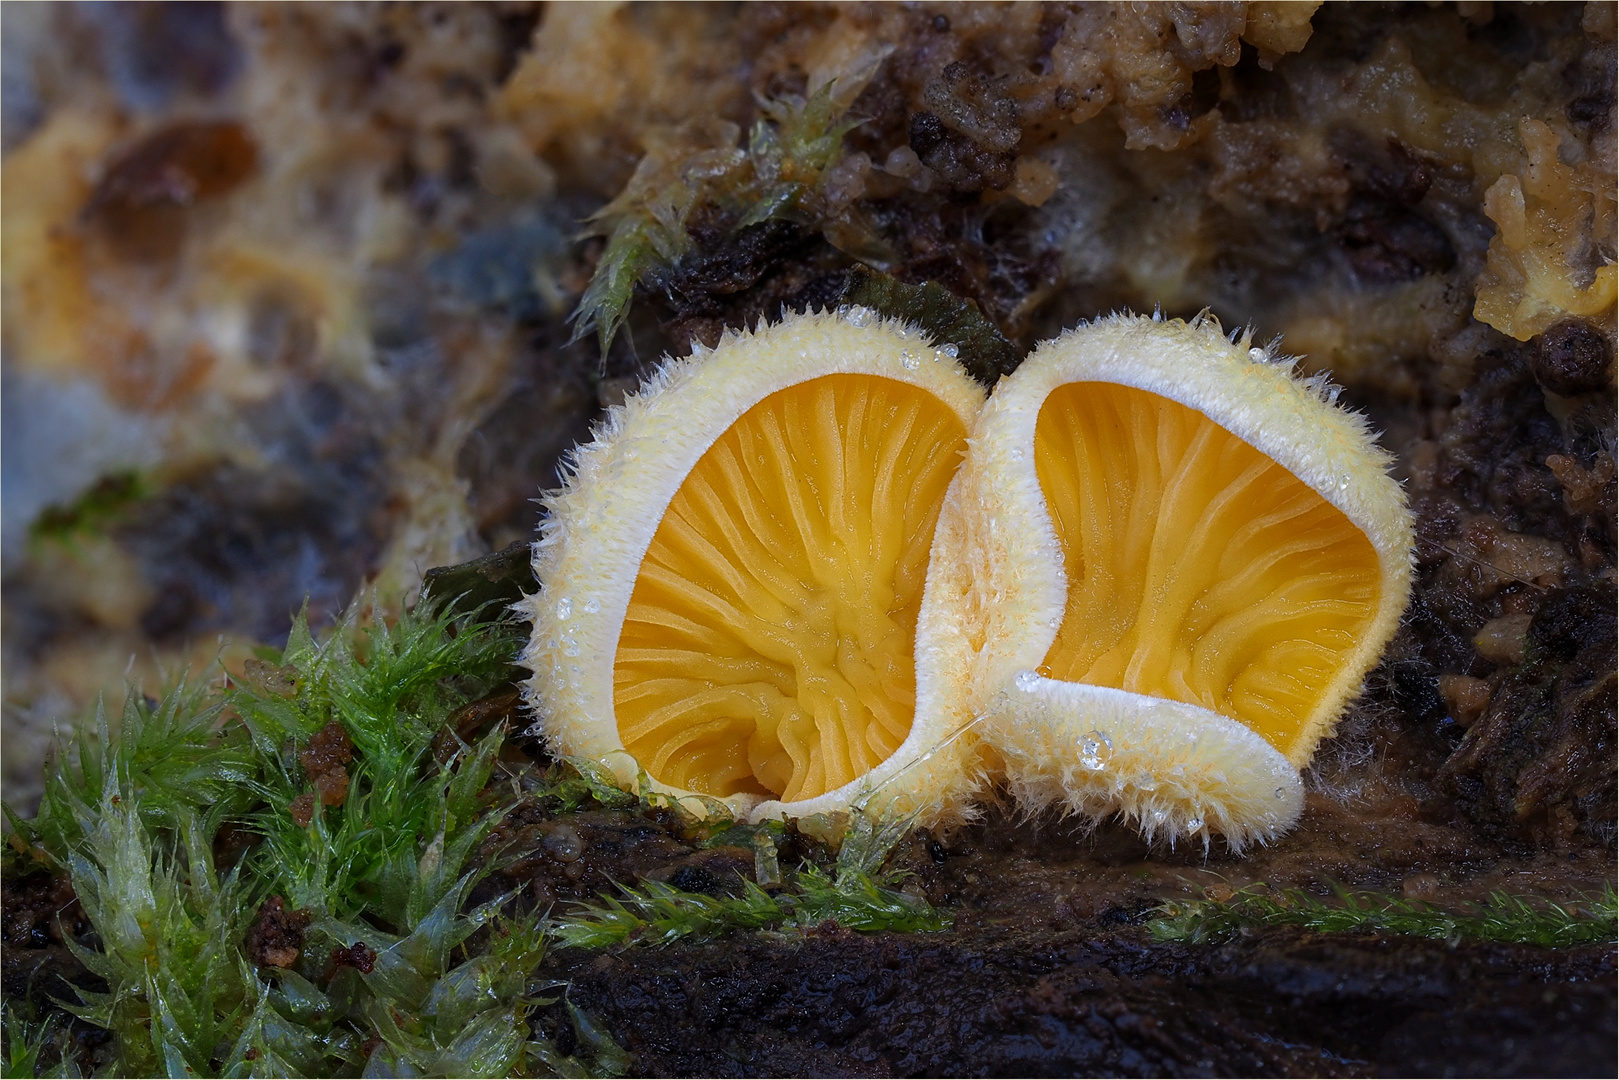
946, 313, 1413, 848
520, 311, 989, 823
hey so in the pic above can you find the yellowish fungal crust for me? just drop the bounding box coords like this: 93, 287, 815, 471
518, 310, 989, 824
951, 311, 1413, 849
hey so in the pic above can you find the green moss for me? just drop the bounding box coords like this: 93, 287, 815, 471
28, 472, 148, 547
1148, 881, 1619, 947
0, 594, 628, 1077
1, 578, 951, 1077
6, 678, 257, 869
550, 808, 949, 948
570, 81, 864, 357
1, 1003, 65, 1079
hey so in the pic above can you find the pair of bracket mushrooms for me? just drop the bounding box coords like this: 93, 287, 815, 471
520, 309, 1413, 850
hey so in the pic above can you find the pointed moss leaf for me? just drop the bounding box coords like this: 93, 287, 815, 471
419, 956, 498, 1034
736, 181, 804, 229
558, 757, 639, 810
446, 725, 506, 830
436, 1005, 526, 1078
570, 217, 659, 358
264, 969, 328, 1028
29, 678, 258, 864
835, 806, 917, 881
564, 1001, 633, 1077
1, 1002, 65, 1080
281, 605, 320, 671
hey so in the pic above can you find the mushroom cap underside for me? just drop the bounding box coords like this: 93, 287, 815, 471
957, 313, 1413, 843
520, 312, 989, 822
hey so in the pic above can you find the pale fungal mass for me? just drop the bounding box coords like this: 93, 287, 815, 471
949, 313, 1414, 848
521, 309, 1415, 846
519, 311, 989, 823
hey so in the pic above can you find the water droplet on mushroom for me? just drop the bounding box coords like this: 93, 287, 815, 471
582, 598, 600, 614
1079, 739, 1104, 769
555, 597, 572, 620
901, 350, 920, 370
941, 343, 960, 359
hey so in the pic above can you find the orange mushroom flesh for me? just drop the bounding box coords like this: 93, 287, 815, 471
1032, 382, 1382, 753
613, 373, 969, 801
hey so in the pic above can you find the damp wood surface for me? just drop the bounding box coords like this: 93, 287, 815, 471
2, 3, 1615, 1078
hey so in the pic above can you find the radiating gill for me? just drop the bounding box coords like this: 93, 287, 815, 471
1032, 381, 1382, 752
614, 373, 969, 801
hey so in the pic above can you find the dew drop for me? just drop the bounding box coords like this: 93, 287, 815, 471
1078, 729, 1113, 770
555, 597, 573, 620
1009, 447, 1025, 461
1013, 670, 1042, 692
1248, 347, 1267, 363
582, 598, 600, 614
845, 305, 872, 327
1185, 816, 1205, 833
1274, 786, 1286, 799
901, 350, 920, 370
1338, 475, 1351, 491
941, 342, 960, 359
563, 641, 581, 658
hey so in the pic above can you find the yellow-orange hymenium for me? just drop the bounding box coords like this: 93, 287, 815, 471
942, 313, 1413, 848
519, 310, 989, 824
522, 308, 1414, 848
